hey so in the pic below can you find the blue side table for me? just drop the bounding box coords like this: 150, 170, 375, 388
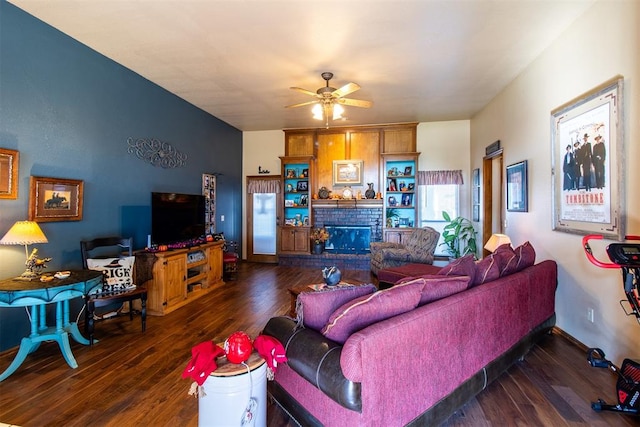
0, 270, 103, 382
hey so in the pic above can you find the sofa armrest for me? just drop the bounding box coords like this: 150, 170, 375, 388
262, 316, 362, 411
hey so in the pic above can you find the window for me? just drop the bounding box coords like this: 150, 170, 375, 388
419, 184, 459, 256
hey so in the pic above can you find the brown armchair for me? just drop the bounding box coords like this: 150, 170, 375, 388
369, 227, 440, 275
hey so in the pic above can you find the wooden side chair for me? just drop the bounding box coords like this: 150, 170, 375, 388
223, 240, 239, 280
80, 236, 147, 345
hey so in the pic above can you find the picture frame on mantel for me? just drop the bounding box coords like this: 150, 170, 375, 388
29, 176, 84, 222
550, 75, 624, 240
333, 160, 363, 186
0, 148, 19, 199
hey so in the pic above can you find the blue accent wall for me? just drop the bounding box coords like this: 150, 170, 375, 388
0, 2, 243, 351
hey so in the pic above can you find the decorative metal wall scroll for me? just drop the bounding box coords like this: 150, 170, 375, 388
126, 137, 187, 168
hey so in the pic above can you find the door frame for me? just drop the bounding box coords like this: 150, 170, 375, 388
246, 175, 279, 263
482, 149, 503, 258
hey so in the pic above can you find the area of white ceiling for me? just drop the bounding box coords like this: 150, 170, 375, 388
9, 0, 594, 131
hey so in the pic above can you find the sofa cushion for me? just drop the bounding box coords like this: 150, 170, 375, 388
296, 284, 377, 331
396, 275, 471, 305
493, 245, 518, 276
86, 256, 136, 294
321, 281, 423, 344
437, 254, 476, 283
514, 241, 536, 271
473, 254, 500, 286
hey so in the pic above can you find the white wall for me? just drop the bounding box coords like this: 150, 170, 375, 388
471, 0, 640, 363
241, 130, 284, 258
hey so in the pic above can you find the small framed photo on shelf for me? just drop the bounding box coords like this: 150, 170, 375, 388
300, 195, 308, 206
284, 199, 294, 207
296, 180, 308, 192
407, 183, 415, 191
303, 216, 309, 226
286, 169, 296, 179
387, 178, 398, 191
302, 168, 308, 178
404, 166, 413, 176
284, 218, 296, 226
401, 193, 413, 207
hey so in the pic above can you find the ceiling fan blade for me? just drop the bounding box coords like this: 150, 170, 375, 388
332, 82, 360, 98
337, 98, 373, 108
285, 100, 320, 109
290, 87, 319, 97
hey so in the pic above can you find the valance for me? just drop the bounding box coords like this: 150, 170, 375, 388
247, 179, 281, 194
417, 170, 464, 186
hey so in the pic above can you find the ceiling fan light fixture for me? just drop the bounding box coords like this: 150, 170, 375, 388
312, 103, 323, 120
332, 103, 344, 120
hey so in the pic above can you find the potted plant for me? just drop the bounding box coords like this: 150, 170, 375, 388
311, 228, 330, 254
386, 208, 400, 228
440, 211, 478, 259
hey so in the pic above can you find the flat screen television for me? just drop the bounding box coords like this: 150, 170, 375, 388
151, 192, 206, 247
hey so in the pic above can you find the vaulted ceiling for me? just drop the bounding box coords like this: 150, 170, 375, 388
9, 0, 594, 131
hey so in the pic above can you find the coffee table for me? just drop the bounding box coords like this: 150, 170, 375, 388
287, 280, 364, 317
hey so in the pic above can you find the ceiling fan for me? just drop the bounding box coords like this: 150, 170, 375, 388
285, 72, 373, 127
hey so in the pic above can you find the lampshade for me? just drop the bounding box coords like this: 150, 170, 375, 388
311, 101, 344, 127
0, 221, 48, 245
484, 233, 511, 253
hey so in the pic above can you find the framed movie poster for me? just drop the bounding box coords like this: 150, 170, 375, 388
551, 75, 624, 240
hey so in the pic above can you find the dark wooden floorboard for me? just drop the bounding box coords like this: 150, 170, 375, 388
0, 262, 637, 426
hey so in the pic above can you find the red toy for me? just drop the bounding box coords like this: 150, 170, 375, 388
224, 331, 253, 364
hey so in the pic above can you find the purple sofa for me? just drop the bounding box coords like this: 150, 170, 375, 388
263, 250, 557, 426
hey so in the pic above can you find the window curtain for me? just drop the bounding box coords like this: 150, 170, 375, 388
247, 178, 281, 194
417, 170, 464, 186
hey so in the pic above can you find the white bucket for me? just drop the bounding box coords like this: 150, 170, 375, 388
198, 362, 267, 427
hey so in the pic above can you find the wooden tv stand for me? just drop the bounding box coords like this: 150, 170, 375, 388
138, 241, 224, 316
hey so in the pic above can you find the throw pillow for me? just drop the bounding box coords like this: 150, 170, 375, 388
514, 241, 536, 271
396, 275, 471, 305
437, 254, 476, 284
296, 284, 377, 331
493, 245, 518, 276
321, 281, 424, 344
473, 254, 500, 286
87, 256, 136, 294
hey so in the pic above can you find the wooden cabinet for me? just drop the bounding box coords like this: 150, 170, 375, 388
143, 241, 224, 316
279, 226, 310, 254
382, 152, 420, 241
207, 243, 223, 284
383, 229, 415, 244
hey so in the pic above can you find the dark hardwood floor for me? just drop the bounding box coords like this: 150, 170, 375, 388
0, 262, 637, 426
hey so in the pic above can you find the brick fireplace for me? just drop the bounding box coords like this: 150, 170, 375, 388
278, 201, 383, 270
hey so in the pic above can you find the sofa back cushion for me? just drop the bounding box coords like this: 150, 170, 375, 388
493, 245, 518, 276
397, 275, 471, 306
297, 284, 377, 331
514, 241, 536, 271
321, 281, 423, 344
473, 255, 500, 286
437, 254, 476, 284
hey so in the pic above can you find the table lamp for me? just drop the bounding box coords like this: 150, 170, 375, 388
0, 220, 49, 279
484, 233, 511, 253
